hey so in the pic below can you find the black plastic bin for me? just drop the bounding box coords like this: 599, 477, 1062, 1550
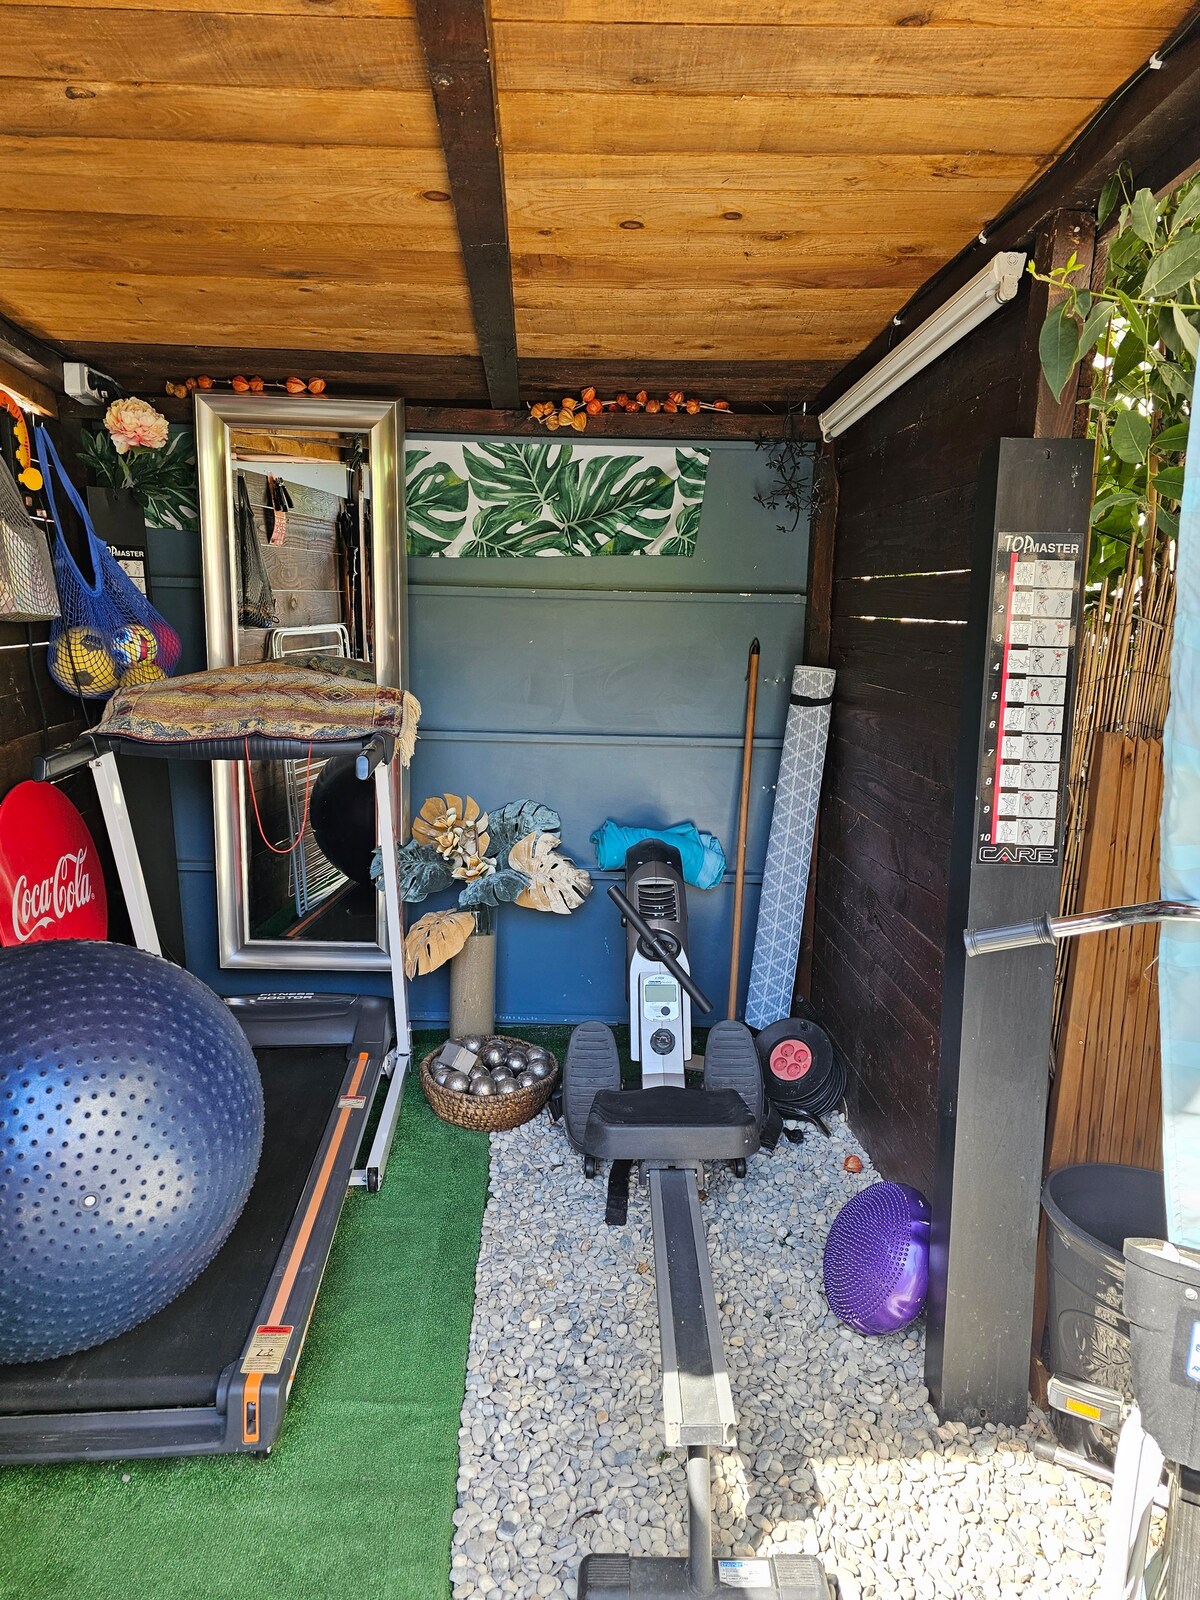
1042, 1162, 1167, 1459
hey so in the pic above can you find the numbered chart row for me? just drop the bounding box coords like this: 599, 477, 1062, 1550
993, 817, 1057, 847
999, 761, 1060, 792
997, 789, 1058, 820
1002, 702, 1064, 733
1011, 586, 1073, 619
1013, 559, 1076, 590
1002, 732, 1062, 763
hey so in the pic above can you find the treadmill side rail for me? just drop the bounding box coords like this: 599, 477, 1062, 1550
223, 1042, 386, 1453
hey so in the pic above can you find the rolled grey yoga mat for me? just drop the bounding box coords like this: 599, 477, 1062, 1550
745, 665, 835, 1030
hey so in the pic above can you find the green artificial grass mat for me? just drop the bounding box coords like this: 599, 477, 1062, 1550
0, 1030, 491, 1600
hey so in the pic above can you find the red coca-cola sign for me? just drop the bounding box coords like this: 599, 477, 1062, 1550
0, 780, 107, 946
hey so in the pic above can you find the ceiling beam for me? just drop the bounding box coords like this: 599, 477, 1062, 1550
63, 345, 830, 413
0, 309, 64, 397
817, 13, 1200, 413
413, 0, 520, 410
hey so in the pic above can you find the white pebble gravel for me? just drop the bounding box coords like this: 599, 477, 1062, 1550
451, 1109, 1110, 1600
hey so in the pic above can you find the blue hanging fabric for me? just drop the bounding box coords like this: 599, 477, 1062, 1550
591, 819, 726, 891
35, 425, 181, 700
1160, 398, 1200, 1247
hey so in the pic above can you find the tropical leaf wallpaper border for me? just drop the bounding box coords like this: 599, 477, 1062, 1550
405, 440, 710, 558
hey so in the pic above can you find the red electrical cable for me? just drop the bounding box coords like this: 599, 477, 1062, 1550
244, 738, 314, 854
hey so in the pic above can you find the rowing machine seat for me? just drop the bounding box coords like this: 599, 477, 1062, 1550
583, 1087, 759, 1162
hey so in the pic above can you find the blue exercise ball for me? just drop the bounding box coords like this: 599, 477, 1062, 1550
0, 941, 264, 1364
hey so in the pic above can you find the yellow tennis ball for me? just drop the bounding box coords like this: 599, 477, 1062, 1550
111, 622, 159, 668
49, 627, 120, 696
118, 660, 167, 688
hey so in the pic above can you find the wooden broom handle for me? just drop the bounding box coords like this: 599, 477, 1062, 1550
728, 638, 760, 1019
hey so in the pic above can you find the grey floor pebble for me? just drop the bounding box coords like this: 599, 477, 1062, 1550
451, 1110, 1110, 1599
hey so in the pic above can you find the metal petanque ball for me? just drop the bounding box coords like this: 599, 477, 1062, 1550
526, 1047, 551, 1066
444, 1070, 471, 1094
0, 940, 264, 1365
432, 1062, 453, 1086
822, 1180, 931, 1336
518, 1071, 538, 1089
482, 1042, 508, 1070
527, 1056, 555, 1081
459, 1034, 485, 1055
495, 1075, 521, 1096
471, 1075, 498, 1097
505, 1049, 528, 1074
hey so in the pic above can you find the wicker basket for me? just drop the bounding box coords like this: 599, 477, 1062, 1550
419, 1035, 558, 1133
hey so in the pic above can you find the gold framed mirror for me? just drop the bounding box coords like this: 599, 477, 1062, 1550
194, 393, 407, 973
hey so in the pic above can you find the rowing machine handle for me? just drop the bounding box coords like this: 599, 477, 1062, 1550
963, 916, 1056, 956
607, 883, 714, 1014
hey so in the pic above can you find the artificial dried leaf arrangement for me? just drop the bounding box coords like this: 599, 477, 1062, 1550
529, 388, 731, 434
374, 793, 592, 975
163, 374, 328, 400
403, 908, 476, 980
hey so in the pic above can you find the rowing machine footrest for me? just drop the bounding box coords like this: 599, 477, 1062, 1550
563, 1021, 622, 1152
583, 1087, 759, 1162
703, 1019, 764, 1128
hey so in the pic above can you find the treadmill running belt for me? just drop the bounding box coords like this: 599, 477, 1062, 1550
0, 1046, 349, 1415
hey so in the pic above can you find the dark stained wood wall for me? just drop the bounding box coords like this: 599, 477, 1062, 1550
810, 298, 1034, 1192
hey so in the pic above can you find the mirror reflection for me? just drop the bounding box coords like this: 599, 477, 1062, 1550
228, 427, 381, 945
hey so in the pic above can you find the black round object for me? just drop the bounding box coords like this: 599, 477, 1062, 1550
0, 941, 264, 1365
754, 1017, 844, 1119
310, 754, 376, 886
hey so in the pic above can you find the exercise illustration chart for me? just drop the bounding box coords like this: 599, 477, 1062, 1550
976, 538, 1085, 865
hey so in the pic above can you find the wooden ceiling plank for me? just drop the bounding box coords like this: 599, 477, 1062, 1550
0, 80, 442, 147
0, 214, 472, 283
5, 0, 416, 12
499, 91, 1097, 158
413, 0, 520, 408
0, 135, 463, 225
491, 0, 1190, 26
492, 22, 1167, 99
0, 8, 429, 90
506, 150, 1043, 189
1, 271, 479, 352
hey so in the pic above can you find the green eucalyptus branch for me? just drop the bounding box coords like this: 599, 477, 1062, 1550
1031, 169, 1196, 587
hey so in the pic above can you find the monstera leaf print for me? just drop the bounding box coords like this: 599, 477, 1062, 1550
555, 453, 674, 555
458, 441, 573, 556
405, 440, 709, 558
405, 449, 469, 555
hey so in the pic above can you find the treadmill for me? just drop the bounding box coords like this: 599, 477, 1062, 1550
0, 727, 411, 1465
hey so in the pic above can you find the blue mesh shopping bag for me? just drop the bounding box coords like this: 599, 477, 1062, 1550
35, 425, 181, 700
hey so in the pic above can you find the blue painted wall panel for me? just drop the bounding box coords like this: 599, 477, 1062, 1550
155, 434, 813, 1025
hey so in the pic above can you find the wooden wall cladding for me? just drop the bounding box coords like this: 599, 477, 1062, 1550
810, 304, 1027, 1192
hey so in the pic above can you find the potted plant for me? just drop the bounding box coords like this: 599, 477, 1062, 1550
79, 397, 198, 541
378, 794, 591, 1037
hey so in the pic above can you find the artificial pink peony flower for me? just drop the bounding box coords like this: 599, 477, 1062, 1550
104, 397, 169, 455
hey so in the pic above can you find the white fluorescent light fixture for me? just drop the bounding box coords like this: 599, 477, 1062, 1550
818, 251, 1027, 441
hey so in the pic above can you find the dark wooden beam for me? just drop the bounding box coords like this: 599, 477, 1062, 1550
519, 360, 836, 410
62, 345, 832, 415
413, 0, 519, 410
407, 406, 818, 440
817, 15, 1200, 414
1017, 210, 1098, 439
0, 309, 64, 395
802, 442, 838, 669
